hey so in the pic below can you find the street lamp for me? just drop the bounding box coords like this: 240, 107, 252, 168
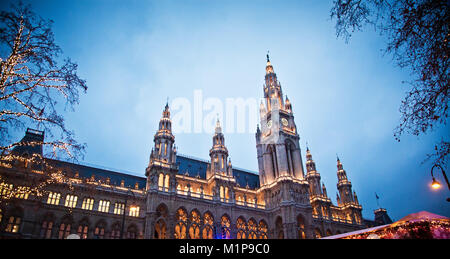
430, 164, 450, 202
431, 177, 441, 189
430, 164, 449, 190
120, 188, 136, 239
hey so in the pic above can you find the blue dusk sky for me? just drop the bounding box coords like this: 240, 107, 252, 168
1, 0, 448, 220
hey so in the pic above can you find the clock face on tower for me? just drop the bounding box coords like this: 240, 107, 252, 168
281, 118, 288, 126
267, 120, 272, 128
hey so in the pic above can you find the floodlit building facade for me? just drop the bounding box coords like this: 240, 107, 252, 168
0, 56, 390, 239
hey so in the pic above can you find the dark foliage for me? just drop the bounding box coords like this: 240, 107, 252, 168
331, 0, 449, 167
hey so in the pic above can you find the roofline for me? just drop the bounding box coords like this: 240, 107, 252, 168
177, 153, 259, 176
45, 158, 145, 180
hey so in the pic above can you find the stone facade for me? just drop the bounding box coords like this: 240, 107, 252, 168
0, 56, 386, 239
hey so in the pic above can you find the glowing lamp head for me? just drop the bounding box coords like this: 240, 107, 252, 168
431, 177, 441, 189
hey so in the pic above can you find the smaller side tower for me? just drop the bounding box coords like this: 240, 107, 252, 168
305, 147, 332, 219
336, 156, 362, 225
146, 103, 179, 193
206, 119, 236, 202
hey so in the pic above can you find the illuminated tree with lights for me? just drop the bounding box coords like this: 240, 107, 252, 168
0, 2, 87, 201
330, 0, 449, 168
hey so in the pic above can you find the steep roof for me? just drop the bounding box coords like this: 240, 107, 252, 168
11, 128, 44, 156
176, 154, 260, 189
45, 158, 147, 190
43, 154, 260, 190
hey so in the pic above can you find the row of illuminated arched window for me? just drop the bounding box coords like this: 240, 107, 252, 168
154, 206, 269, 239
0, 206, 141, 239
46, 192, 140, 217
39, 216, 140, 239
0, 182, 30, 200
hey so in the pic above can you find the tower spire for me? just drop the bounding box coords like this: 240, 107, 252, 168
209, 117, 232, 179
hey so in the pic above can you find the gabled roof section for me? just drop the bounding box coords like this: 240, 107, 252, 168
176, 154, 260, 189
11, 128, 44, 156
45, 158, 147, 190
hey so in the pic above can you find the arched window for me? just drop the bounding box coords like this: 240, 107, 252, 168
285, 140, 296, 176
64, 194, 78, 208
58, 215, 72, 239
5, 216, 21, 233
127, 225, 138, 239
81, 197, 94, 210
189, 210, 201, 239
220, 215, 231, 239
314, 228, 322, 239
158, 173, 164, 191
258, 220, 268, 239
220, 186, 224, 201
202, 212, 214, 239
46, 192, 61, 205
268, 145, 278, 179
248, 218, 257, 239
98, 200, 110, 213
110, 222, 121, 239
154, 219, 166, 239
164, 175, 170, 191
0, 182, 13, 198
174, 208, 187, 239
40, 215, 54, 239
156, 203, 168, 218
113, 202, 125, 215
236, 217, 247, 239
275, 217, 284, 239
5, 207, 23, 233
77, 219, 89, 239
94, 221, 106, 239
297, 215, 306, 239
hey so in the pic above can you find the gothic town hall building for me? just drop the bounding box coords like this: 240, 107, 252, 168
0, 56, 391, 239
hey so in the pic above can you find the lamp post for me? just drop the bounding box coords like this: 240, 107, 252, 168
120, 188, 136, 239
430, 164, 450, 202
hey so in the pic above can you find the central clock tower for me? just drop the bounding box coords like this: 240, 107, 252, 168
256, 54, 306, 187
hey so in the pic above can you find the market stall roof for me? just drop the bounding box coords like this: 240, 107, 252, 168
321, 224, 390, 239
394, 211, 448, 225
322, 211, 449, 239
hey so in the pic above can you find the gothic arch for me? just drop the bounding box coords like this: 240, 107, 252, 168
154, 218, 167, 239
220, 214, 231, 239
285, 139, 297, 176
126, 224, 138, 239
297, 214, 306, 239
266, 145, 279, 179
155, 203, 169, 219
110, 221, 121, 239
236, 216, 247, 239
3, 206, 23, 234
314, 228, 322, 239
40, 212, 55, 239
202, 211, 214, 239
77, 217, 90, 239
94, 219, 107, 239
258, 219, 268, 239
275, 216, 284, 239
58, 214, 73, 239
174, 207, 188, 239
247, 218, 257, 239
189, 209, 201, 239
